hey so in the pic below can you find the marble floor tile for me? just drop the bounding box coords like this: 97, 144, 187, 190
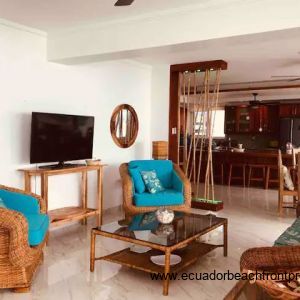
0, 185, 296, 299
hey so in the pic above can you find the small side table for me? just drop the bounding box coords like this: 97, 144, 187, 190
19, 164, 106, 227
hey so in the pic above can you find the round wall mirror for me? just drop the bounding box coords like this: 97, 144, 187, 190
110, 104, 139, 148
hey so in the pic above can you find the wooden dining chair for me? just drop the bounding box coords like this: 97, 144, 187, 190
278, 150, 300, 215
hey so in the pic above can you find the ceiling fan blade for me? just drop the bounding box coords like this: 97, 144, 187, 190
115, 0, 134, 6
289, 78, 300, 82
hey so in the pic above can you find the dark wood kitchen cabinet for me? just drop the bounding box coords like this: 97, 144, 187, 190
236, 106, 251, 133
225, 104, 279, 135
224, 106, 236, 134
279, 104, 293, 117
251, 105, 279, 134
293, 104, 300, 116
266, 105, 279, 133
249, 106, 267, 133
279, 104, 300, 117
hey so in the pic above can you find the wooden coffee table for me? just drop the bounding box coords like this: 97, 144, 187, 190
90, 212, 228, 296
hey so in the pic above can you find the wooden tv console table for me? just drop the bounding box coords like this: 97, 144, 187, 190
19, 164, 106, 227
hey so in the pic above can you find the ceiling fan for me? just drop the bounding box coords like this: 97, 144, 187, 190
114, 0, 135, 6
249, 93, 262, 107
271, 75, 300, 82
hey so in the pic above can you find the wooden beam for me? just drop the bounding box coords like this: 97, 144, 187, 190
170, 60, 228, 73
219, 84, 300, 93
169, 70, 179, 162
182, 84, 300, 94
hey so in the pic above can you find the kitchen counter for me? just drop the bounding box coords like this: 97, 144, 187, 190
180, 148, 293, 187
213, 149, 293, 164
182, 148, 292, 161
211, 149, 293, 165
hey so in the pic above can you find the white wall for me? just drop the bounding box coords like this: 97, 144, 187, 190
150, 65, 169, 142
0, 22, 152, 210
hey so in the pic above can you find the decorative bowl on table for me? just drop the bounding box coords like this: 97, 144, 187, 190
85, 159, 101, 166
155, 224, 175, 237
155, 207, 174, 224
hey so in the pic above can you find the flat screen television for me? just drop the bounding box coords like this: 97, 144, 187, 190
30, 112, 94, 165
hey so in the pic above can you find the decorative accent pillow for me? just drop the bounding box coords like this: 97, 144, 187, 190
141, 170, 164, 194
0, 198, 7, 208
274, 218, 300, 246
129, 167, 146, 194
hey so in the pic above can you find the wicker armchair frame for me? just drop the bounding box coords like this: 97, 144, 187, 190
119, 163, 191, 215
240, 203, 300, 300
0, 185, 47, 292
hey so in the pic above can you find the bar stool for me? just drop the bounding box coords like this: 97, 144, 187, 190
265, 165, 278, 189
228, 163, 246, 187
248, 164, 266, 187
214, 163, 224, 185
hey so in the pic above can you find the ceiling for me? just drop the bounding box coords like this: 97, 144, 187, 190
0, 0, 203, 31
136, 28, 300, 85
0, 0, 299, 100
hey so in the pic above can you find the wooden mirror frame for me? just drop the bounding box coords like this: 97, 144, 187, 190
110, 104, 139, 148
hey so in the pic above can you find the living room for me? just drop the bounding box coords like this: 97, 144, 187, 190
0, 0, 300, 299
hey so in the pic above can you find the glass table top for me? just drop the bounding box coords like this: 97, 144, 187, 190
96, 212, 226, 247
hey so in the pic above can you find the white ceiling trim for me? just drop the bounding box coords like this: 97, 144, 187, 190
49, 0, 238, 34
0, 17, 46, 37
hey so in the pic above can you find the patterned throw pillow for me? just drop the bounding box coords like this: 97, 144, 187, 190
0, 198, 7, 208
274, 218, 300, 246
141, 170, 164, 194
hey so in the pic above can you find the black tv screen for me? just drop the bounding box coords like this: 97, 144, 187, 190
30, 112, 94, 164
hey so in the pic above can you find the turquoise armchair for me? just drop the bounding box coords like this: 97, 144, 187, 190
0, 185, 49, 292
119, 160, 191, 215
0, 187, 49, 246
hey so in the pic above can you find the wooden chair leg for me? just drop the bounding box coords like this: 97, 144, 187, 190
278, 193, 283, 215
228, 165, 232, 186
221, 164, 224, 185
265, 166, 270, 190
248, 167, 252, 187
293, 196, 298, 208
291, 167, 296, 184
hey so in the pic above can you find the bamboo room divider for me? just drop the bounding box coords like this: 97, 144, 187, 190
169, 60, 227, 201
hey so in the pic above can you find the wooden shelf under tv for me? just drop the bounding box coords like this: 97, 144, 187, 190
18, 164, 106, 229
49, 206, 99, 227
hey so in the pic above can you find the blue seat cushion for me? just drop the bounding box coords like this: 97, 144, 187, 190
128, 213, 159, 231
129, 160, 173, 189
274, 218, 300, 246
0, 189, 40, 215
24, 214, 49, 246
134, 189, 184, 207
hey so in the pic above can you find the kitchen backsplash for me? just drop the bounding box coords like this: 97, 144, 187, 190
226, 134, 279, 150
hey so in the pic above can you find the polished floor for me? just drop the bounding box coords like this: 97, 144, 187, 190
0, 185, 297, 300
